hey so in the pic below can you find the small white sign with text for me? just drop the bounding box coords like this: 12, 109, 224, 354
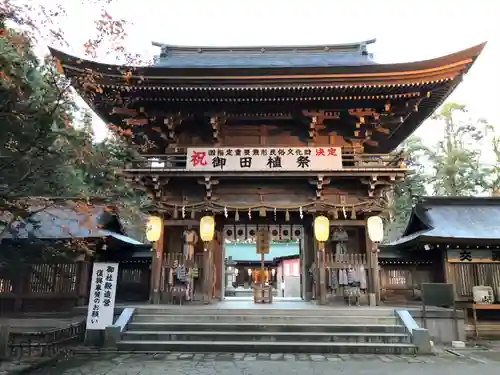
86, 262, 119, 330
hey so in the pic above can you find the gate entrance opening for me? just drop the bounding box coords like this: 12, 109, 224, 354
221, 224, 304, 302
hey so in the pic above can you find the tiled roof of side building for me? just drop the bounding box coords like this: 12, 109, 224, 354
151, 39, 377, 68
382, 196, 500, 248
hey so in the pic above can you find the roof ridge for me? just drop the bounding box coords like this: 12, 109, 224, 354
419, 196, 500, 205
151, 39, 376, 55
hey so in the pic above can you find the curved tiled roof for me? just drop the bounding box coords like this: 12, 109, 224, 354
48, 40, 486, 154
382, 196, 500, 248
151, 39, 377, 68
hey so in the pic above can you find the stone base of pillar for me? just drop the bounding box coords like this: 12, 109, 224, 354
304, 291, 313, 301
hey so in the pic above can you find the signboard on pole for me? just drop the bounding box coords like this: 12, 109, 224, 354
186, 147, 343, 171
86, 262, 119, 330
256, 229, 271, 255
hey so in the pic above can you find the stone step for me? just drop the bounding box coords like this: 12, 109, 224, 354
122, 330, 412, 344
133, 308, 396, 317
116, 340, 417, 354
127, 322, 407, 334
132, 314, 398, 325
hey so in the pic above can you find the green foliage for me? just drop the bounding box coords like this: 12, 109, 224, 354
75, 116, 148, 240
384, 137, 427, 240
386, 102, 496, 239
0, 27, 81, 198
0, 23, 147, 248
427, 103, 492, 196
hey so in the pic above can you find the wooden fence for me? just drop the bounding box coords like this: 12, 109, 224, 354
0, 262, 89, 313
115, 261, 151, 302
162, 253, 204, 268
0, 260, 153, 312
325, 253, 367, 268
379, 264, 434, 304
447, 262, 500, 301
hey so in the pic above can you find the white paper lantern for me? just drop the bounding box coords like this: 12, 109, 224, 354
367, 216, 384, 243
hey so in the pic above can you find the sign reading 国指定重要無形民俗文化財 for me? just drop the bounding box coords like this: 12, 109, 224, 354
185, 147, 342, 171
86, 262, 119, 330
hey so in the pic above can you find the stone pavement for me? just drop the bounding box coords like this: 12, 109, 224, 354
21, 350, 500, 375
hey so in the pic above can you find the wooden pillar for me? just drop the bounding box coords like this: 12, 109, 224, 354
76, 259, 90, 306
364, 221, 380, 304
203, 240, 213, 304
149, 218, 165, 304
374, 246, 381, 305
364, 226, 373, 294
303, 227, 313, 301
13, 266, 29, 312
317, 240, 327, 305
213, 231, 223, 300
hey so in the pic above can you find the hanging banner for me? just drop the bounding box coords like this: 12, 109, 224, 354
186, 147, 342, 171
86, 262, 119, 330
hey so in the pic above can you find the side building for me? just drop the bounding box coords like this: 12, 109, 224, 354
381, 196, 500, 305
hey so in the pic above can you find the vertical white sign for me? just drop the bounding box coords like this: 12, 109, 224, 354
86, 262, 119, 330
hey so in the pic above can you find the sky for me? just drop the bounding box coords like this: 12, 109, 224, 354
48, 0, 500, 143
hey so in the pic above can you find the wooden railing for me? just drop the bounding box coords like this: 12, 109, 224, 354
325, 253, 367, 268
162, 253, 204, 268
124, 148, 406, 171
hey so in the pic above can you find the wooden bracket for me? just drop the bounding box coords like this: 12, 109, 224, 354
361, 176, 383, 198
302, 110, 340, 120
348, 108, 384, 143
164, 115, 183, 145
361, 176, 398, 198
148, 176, 170, 200
197, 176, 219, 201
308, 116, 322, 146
210, 115, 226, 146
110, 107, 138, 116
348, 108, 380, 119
309, 175, 331, 200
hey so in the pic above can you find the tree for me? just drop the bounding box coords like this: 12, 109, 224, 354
384, 102, 496, 241
384, 136, 428, 240
76, 111, 149, 240
0, 17, 147, 245
0, 19, 90, 224
1, 0, 147, 64
482, 135, 500, 196
425, 103, 491, 196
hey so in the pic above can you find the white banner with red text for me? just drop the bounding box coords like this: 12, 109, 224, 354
185, 147, 342, 171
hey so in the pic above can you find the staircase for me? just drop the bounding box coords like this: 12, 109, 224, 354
117, 307, 417, 355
